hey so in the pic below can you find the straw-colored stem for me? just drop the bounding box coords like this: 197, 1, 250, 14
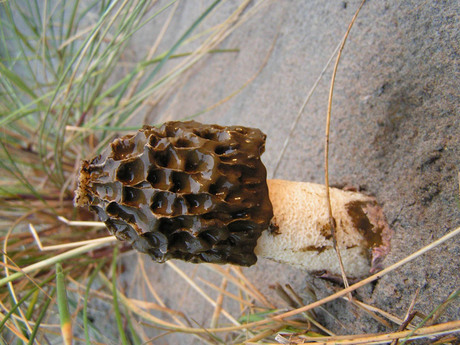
0, 237, 117, 287
270, 320, 460, 345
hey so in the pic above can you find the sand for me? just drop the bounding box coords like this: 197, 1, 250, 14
115, 1, 459, 343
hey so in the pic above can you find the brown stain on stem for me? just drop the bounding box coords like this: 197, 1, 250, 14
345, 200, 385, 248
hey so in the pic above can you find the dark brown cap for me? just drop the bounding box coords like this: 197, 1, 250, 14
75, 121, 273, 266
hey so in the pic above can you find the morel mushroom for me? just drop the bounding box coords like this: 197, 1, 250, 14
75, 121, 391, 277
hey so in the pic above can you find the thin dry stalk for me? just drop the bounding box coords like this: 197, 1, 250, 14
166, 261, 241, 327
272, 226, 460, 321
427, 288, 460, 326
273, 320, 460, 345
0, 237, 118, 287
280, 284, 335, 336
29, 223, 112, 251
126, 0, 180, 99
137, 255, 189, 327
1, 319, 31, 343
210, 267, 229, 328
208, 265, 272, 308
349, 299, 414, 329
196, 276, 255, 308
69, 274, 185, 317
244, 325, 287, 343
5, 224, 455, 336
324, 0, 367, 296
231, 267, 275, 309
347, 298, 393, 329
183, 11, 280, 121
128, 0, 258, 126
390, 289, 420, 345
271, 42, 341, 178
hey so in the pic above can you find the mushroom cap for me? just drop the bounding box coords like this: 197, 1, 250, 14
75, 121, 273, 266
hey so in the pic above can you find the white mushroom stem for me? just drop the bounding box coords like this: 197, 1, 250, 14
255, 179, 392, 278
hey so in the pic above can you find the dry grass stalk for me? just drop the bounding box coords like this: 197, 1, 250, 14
272, 320, 460, 345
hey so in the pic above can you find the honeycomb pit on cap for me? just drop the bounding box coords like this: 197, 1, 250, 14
74, 121, 273, 266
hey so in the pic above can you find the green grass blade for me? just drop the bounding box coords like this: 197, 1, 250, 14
0, 274, 56, 333
111, 246, 129, 345
83, 260, 106, 345
399, 288, 460, 345
31, 0, 42, 30
0, 74, 24, 110
1, 2, 39, 84
58, 0, 80, 76
0, 140, 50, 210
0, 238, 116, 288
126, 314, 142, 345
56, 263, 73, 345
138, 0, 221, 92
0, 92, 49, 127
0, 12, 12, 63
0, 62, 37, 99
93, 0, 221, 128
25, 290, 40, 320
37, 0, 121, 185
27, 288, 55, 345
238, 309, 279, 324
